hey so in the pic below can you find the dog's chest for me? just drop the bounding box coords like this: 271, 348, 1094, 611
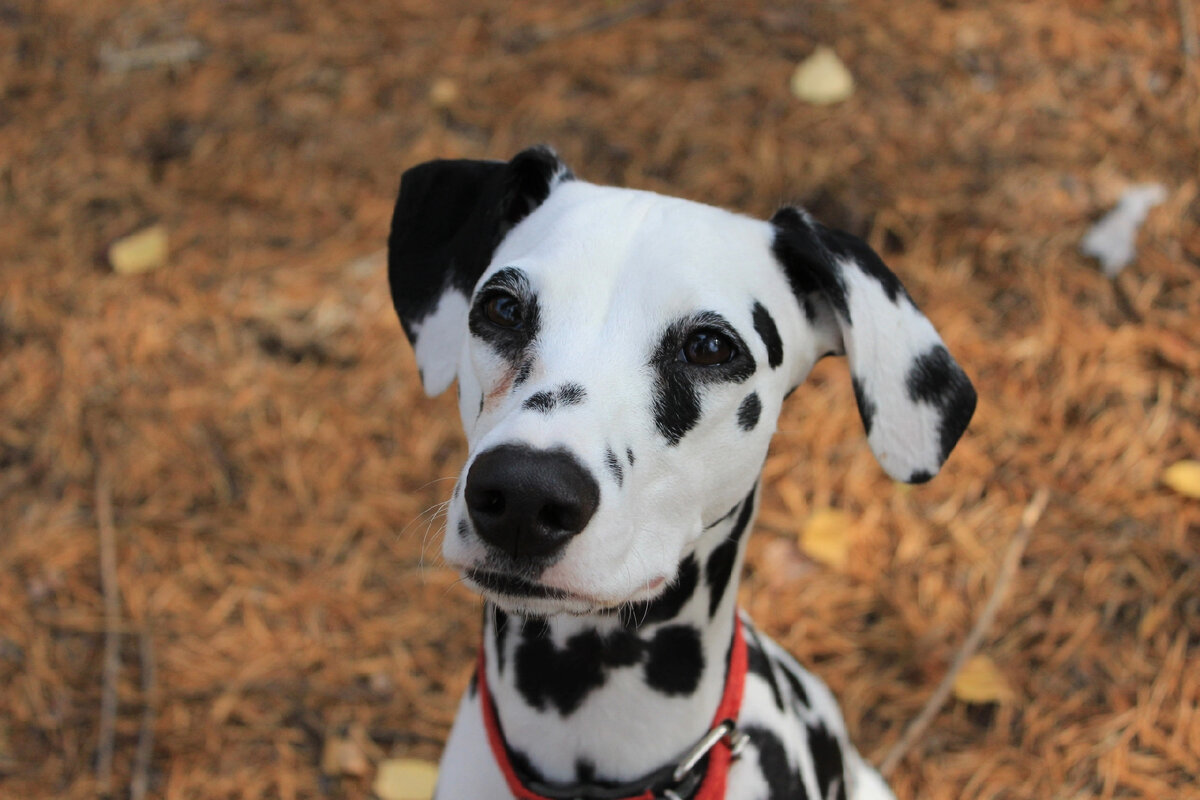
436, 618, 879, 800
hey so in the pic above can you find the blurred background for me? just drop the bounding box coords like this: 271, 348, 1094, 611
1, 1, 1197, 798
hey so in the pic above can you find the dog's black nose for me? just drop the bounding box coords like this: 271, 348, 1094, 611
464, 445, 600, 559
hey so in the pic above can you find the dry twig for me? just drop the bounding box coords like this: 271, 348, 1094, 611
1180, 0, 1199, 59
99, 39, 204, 73
95, 460, 121, 796
507, 0, 686, 52
131, 630, 157, 800
878, 490, 1051, 778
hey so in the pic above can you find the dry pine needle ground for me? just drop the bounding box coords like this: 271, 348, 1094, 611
1, 1, 1198, 798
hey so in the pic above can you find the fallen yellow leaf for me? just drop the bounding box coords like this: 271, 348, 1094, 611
373, 758, 439, 800
790, 46, 855, 106
799, 508, 852, 568
953, 654, 1014, 704
1162, 460, 1200, 499
108, 224, 168, 274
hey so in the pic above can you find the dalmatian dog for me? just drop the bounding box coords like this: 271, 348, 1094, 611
387, 146, 975, 800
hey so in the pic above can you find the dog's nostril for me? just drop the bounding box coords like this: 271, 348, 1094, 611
538, 503, 573, 531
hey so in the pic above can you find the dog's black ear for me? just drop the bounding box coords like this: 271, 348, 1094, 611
771, 206, 976, 483
388, 145, 573, 395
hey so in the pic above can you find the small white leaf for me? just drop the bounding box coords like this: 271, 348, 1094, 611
790, 47, 855, 105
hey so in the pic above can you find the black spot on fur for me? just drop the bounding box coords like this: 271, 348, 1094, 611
604, 448, 623, 487
743, 725, 808, 800
514, 627, 607, 715
643, 625, 704, 696
737, 393, 762, 431
778, 661, 811, 709
746, 627, 785, 711
491, 606, 510, 674
651, 366, 701, 446
558, 383, 586, 406
620, 554, 699, 628
603, 629, 644, 667
752, 302, 784, 369
625, 448, 635, 466
523, 390, 556, 413
905, 344, 977, 463
908, 469, 933, 484
808, 722, 847, 800
467, 668, 478, 698
651, 313, 756, 446
513, 620, 642, 715
514, 357, 533, 387
457, 518, 469, 539
851, 376, 876, 437
574, 759, 595, 783
704, 543, 736, 616
704, 487, 756, 617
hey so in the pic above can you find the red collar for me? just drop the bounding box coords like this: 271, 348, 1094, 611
477, 615, 748, 800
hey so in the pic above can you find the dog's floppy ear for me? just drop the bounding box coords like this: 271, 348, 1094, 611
387, 145, 573, 395
771, 206, 976, 483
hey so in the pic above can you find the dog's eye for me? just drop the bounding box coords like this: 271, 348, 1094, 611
483, 294, 523, 329
681, 330, 736, 366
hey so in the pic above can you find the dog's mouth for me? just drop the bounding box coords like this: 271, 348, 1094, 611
464, 568, 666, 616
466, 569, 570, 600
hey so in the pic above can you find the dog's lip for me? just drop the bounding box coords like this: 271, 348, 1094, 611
465, 568, 573, 600
464, 568, 661, 611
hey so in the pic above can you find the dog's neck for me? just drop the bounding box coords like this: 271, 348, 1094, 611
480, 486, 758, 785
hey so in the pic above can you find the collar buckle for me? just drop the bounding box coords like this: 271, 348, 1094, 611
667, 718, 748, 789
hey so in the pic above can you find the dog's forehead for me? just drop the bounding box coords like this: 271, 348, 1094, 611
489, 182, 783, 322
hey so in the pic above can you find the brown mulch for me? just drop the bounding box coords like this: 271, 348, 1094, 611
1, 1, 1198, 798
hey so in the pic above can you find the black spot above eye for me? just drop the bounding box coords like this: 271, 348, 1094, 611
751, 302, 784, 369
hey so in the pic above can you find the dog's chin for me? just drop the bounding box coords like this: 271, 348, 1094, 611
464, 568, 663, 618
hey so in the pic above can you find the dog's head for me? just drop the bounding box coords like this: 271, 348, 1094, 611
389, 146, 975, 616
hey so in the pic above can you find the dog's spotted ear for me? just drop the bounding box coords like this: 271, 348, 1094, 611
771, 207, 976, 483
388, 146, 573, 395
